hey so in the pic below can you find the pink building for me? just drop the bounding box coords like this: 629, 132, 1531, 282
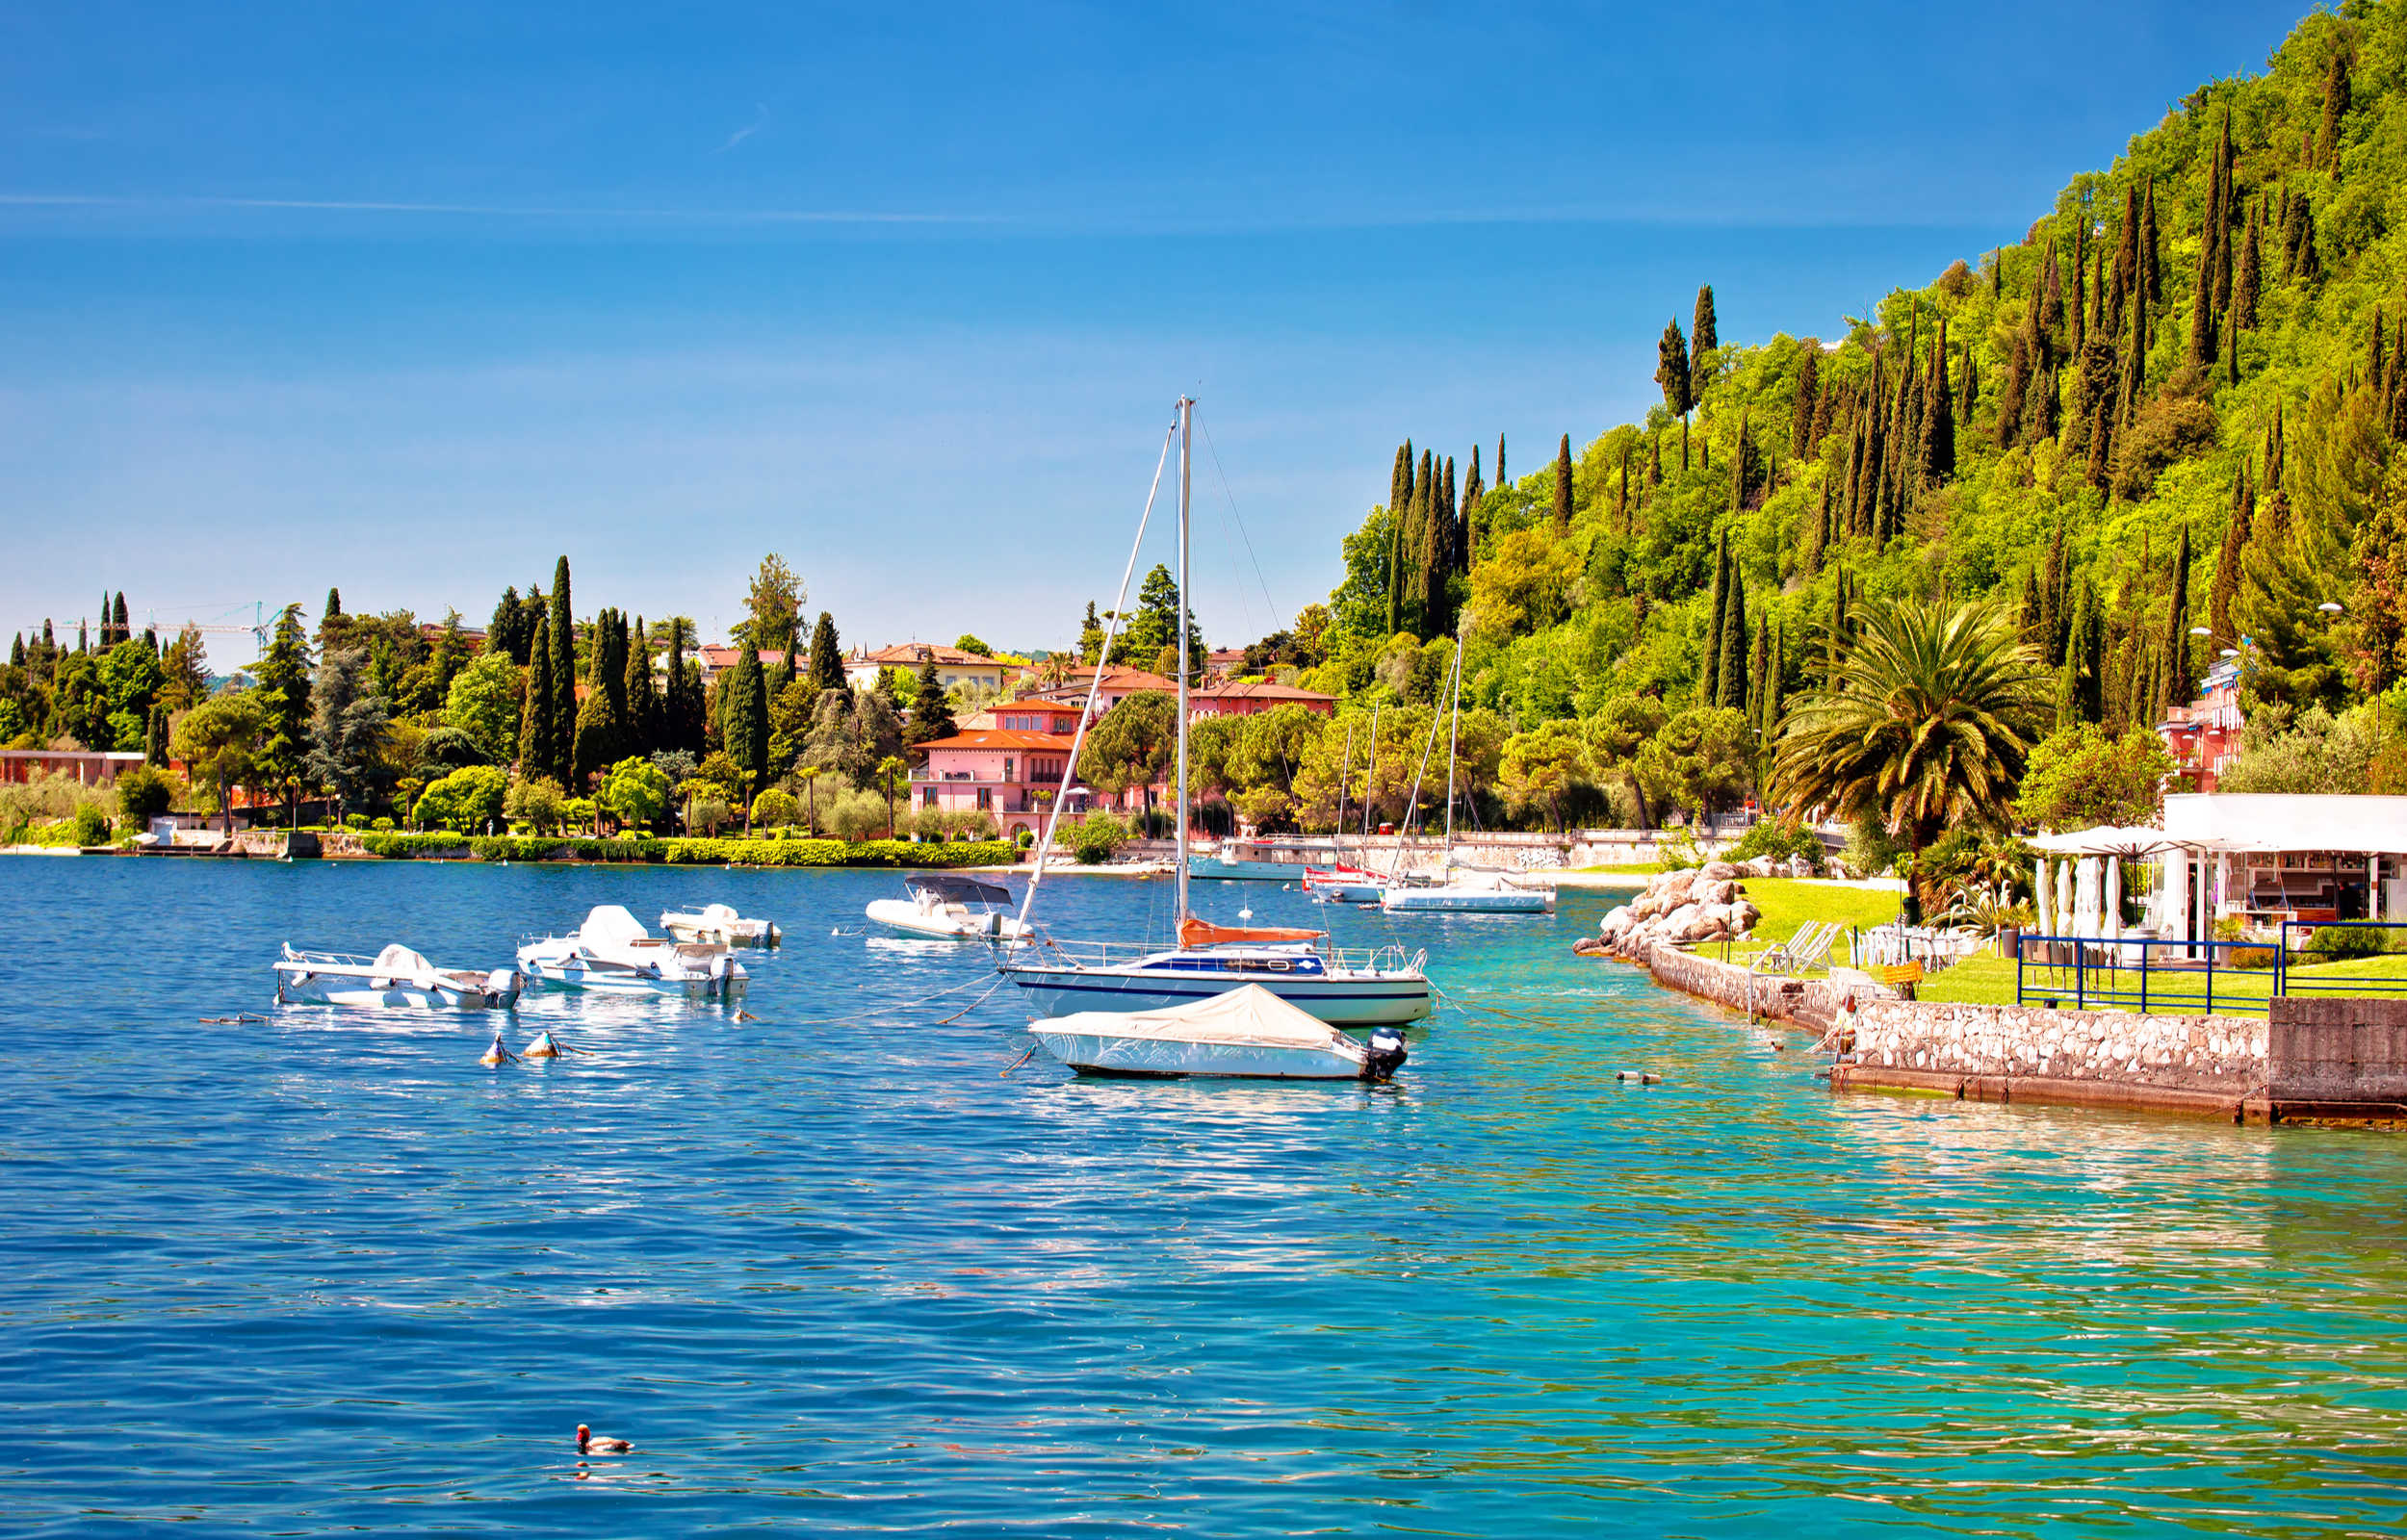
2158, 657, 2243, 792
911, 729, 1078, 838
0, 748, 145, 785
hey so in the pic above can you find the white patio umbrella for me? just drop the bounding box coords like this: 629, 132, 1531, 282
2057, 860, 2075, 937
2033, 857, 2053, 934
2103, 854, 2123, 943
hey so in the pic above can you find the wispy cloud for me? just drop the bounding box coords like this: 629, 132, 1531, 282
0, 192, 989, 224
715, 103, 769, 154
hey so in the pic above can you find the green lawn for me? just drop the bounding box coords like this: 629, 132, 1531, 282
1740, 879, 1908, 948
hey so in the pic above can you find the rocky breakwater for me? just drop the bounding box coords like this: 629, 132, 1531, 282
1589, 860, 1768, 957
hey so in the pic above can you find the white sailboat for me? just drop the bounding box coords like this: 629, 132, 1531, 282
1304, 707, 1384, 903
1380, 625, 1553, 915
1031, 985, 1408, 1080
996, 398, 1435, 1029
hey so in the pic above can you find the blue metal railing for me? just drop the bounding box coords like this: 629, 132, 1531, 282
2013, 921, 2407, 1014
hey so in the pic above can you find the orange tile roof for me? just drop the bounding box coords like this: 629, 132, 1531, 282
913, 729, 1075, 752
855, 642, 1001, 667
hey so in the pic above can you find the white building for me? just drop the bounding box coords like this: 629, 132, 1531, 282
2160, 792, 2407, 934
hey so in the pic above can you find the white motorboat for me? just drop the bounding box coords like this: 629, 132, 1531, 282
660, 902, 782, 947
273, 943, 523, 1010
865, 874, 1030, 941
995, 398, 1436, 1030
1031, 983, 1409, 1080
518, 905, 748, 997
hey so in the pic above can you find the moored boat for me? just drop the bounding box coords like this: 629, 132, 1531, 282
866, 874, 1031, 941
518, 906, 747, 997
1030, 983, 1409, 1080
659, 903, 781, 946
273, 943, 523, 1010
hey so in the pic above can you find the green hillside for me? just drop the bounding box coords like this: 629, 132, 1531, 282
1291, 0, 2407, 816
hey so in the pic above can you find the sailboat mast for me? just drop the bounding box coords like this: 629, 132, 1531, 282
1440, 625, 1463, 856
1176, 395, 1194, 926
1363, 703, 1379, 848
1334, 725, 1355, 866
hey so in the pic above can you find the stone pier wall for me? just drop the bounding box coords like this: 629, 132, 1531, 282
1850, 1000, 2265, 1095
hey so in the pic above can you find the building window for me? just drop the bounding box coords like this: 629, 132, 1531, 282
1003, 758, 1015, 781
976, 787, 992, 810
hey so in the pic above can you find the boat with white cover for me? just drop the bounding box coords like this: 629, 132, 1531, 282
518, 905, 748, 997
273, 943, 523, 1010
659, 903, 781, 946
1030, 983, 1409, 1080
866, 874, 1031, 941
992, 398, 1435, 1028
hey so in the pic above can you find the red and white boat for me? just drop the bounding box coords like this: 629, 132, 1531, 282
1303, 863, 1383, 903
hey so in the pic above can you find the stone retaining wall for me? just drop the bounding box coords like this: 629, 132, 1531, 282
1632, 942, 1852, 1034
1851, 999, 2265, 1095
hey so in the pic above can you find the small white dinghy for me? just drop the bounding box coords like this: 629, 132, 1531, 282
659, 902, 781, 947
1030, 983, 1408, 1081
274, 943, 523, 1010
865, 874, 1030, 941
518, 905, 748, 997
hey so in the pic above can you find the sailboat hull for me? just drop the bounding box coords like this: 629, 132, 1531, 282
1001, 964, 1432, 1026
1381, 887, 1552, 913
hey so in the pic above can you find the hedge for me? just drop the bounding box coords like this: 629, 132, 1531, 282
370, 834, 1021, 868
356, 832, 472, 859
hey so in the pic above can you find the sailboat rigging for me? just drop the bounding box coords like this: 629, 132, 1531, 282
1380, 618, 1554, 913
995, 398, 1434, 1026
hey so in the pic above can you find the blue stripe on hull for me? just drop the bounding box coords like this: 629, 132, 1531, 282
1002, 970, 1432, 1025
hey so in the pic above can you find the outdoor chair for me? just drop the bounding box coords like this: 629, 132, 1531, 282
1747, 920, 1837, 978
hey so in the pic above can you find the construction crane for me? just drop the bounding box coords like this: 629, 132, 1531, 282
12, 601, 270, 656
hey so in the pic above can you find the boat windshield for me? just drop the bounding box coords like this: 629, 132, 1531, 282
906, 874, 1012, 909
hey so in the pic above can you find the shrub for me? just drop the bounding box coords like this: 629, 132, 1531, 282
505, 775, 565, 834
358, 831, 472, 859
2303, 924, 2398, 961
752, 787, 801, 829
115, 766, 175, 826
72, 804, 110, 846
1072, 814, 1127, 864
1726, 819, 1824, 873
371, 816, 395, 832
344, 812, 369, 831
415, 765, 507, 834
826, 787, 891, 841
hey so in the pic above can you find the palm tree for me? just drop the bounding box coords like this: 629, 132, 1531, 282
1769, 598, 2047, 904
795, 765, 822, 835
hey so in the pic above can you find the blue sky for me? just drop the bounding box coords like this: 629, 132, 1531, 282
0, 0, 2309, 664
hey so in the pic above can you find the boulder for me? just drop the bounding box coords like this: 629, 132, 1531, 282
1700, 860, 1740, 882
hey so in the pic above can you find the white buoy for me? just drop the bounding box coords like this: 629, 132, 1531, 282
524, 1029, 564, 1059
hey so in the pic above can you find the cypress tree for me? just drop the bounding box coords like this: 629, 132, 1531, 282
520, 610, 553, 773
1617, 442, 1631, 531
572, 646, 623, 787
2159, 526, 2192, 716
1726, 410, 1750, 513
625, 616, 659, 757
2210, 467, 2253, 643
2069, 226, 2087, 358
547, 555, 574, 782
1462, 445, 1484, 540
722, 646, 768, 798
1791, 348, 1821, 461
2236, 203, 2262, 328
1701, 535, 1728, 705
1920, 327, 1955, 482
145, 705, 167, 767
1386, 441, 1414, 635
2138, 183, 2161, 314
1656, 320, 1693, 423
1691, 285, 1719, 394
1552, 434, 1573, 536
8, 633, 20, 668
111, 593, 129, 647
906, 660, 957, 747
1717, 577, 1748, 716
1419, 455, 1453, 635
2321, 48, 2352, 168
1496, 434, 1505, 488
1757, 617, 1785, 741
1648, 431, 1662, 486
1809, 472, 1831, 572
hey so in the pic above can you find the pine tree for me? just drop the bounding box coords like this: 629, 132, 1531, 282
1552, 434, 1573, 536
547, 555, 574, 783
906, 660, 957, 746
809, 612, 845, 695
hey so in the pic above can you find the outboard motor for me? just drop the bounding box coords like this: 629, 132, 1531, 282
1362, 1026, 1409, 1082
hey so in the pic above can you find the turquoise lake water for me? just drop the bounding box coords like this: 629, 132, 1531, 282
5, 857, 2406, 1535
